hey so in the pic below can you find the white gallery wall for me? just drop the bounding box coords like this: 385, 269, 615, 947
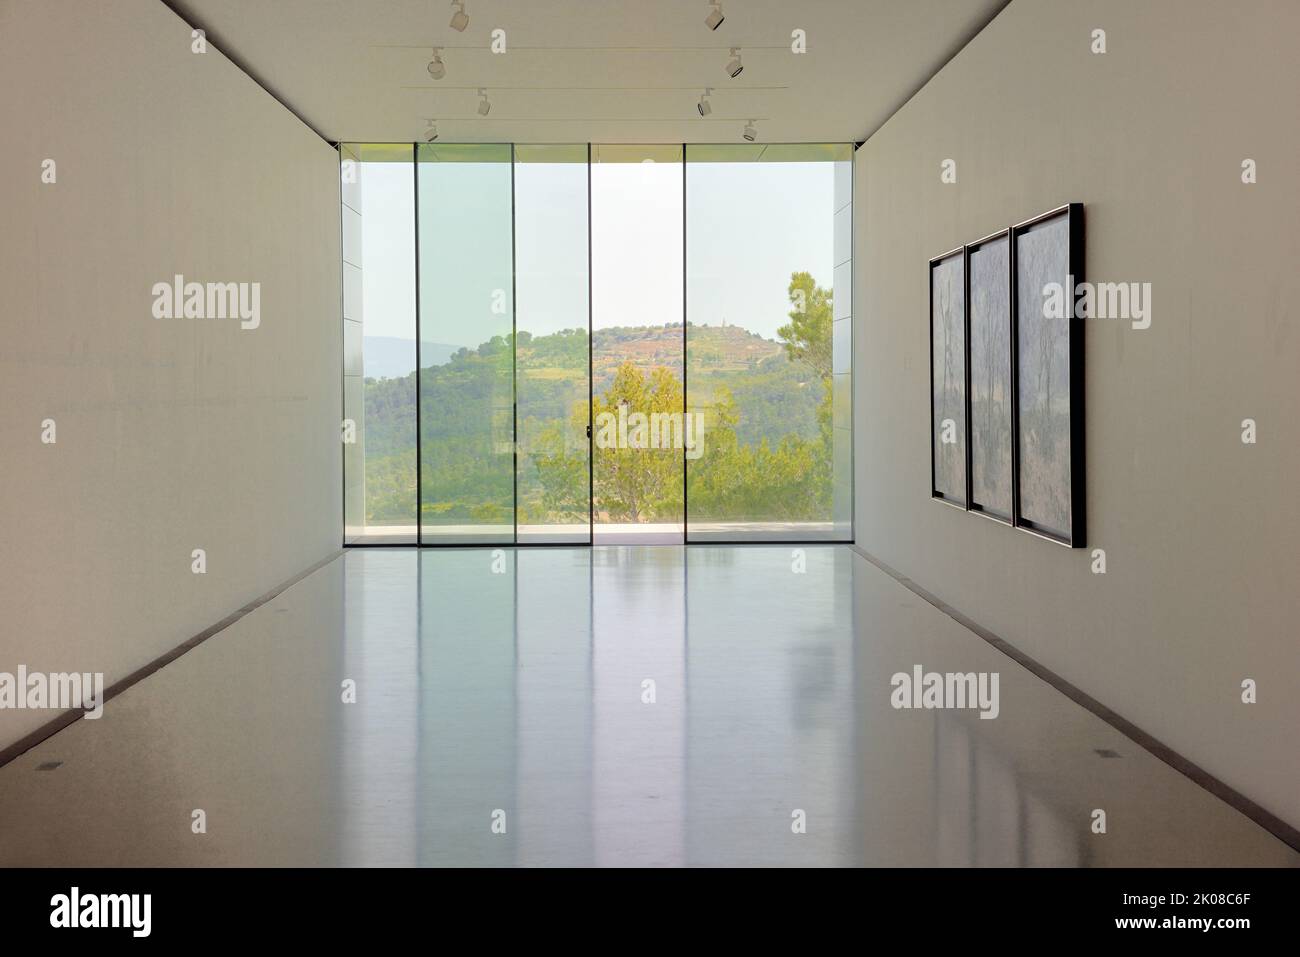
0, 0, 342, 750
853, 0, 1300, 830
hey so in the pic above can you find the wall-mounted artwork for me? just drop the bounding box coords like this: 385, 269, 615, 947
929, 203, 1084, 547
929, 249, 967, 507
967, 230, 1013, 524
1011, 203, 1084, 546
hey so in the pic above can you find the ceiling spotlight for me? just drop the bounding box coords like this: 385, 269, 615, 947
477, 88, 491, 116
697, 87, 713, 116
742, 119, 757, 142
427, 48, 445, 80
449, 0, 469, 32
705, 1, 725, 31
725, 47, 743, 78
425, 119, 439, 143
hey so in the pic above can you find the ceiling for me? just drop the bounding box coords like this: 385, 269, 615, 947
166, 0, 1008, 145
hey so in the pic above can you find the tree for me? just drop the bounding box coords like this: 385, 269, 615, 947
360, 272, 839, 530
687, 385, 829, 521
590, 362, 683, 522
530, 417, 589, 523
776, 271, 833, 379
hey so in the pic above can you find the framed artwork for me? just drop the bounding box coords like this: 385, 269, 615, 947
929, 247, 967, 508
966, 229, 1014, 524
1011, 203, 1085, 546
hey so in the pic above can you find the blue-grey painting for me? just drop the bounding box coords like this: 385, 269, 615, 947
969, 234, 1012, 520
1015, 213, 1071, 539
931, 253, 965, 504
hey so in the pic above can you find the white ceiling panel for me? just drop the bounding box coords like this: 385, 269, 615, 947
166, 0, 1008, 144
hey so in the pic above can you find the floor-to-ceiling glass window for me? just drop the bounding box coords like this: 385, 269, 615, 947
590, 145, 685, 545
341, 143, 417, 545
340, 143, 851, 546
684, 144, 853, 541
514, 145, 591, 544
416, 144, 515, 544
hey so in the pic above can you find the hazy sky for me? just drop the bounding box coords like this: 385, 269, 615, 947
359, 155, 840, 346
358, 163, 415, 341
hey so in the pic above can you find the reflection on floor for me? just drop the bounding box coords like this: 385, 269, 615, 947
0, 546, 1294, 866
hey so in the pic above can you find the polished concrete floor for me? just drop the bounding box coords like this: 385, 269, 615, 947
0, 546, 1294, 867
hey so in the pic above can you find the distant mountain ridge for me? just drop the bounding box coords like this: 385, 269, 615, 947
361, 323, 820, 461
363, 325, 784, 384
362, 336, 460, 381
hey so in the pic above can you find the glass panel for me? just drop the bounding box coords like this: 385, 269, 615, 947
514, 145, 591, 543
339, 142, 853, 548
341, 143, 417, 545
417, 143, 515, 544
831, 148, 853, 539
684, 144, 852, 541
590, 145, 685, 544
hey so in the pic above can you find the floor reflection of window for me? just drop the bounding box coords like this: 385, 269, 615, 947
591, 547, 687, 864
934, 713, 1080, 866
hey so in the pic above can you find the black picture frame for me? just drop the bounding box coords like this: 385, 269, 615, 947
929, 247, 968, 509
1010, 202, 1085, 547
965, 228, 1015, 526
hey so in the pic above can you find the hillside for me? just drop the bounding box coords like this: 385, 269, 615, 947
363, 323, 821, 456
355, 321, 832, 525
